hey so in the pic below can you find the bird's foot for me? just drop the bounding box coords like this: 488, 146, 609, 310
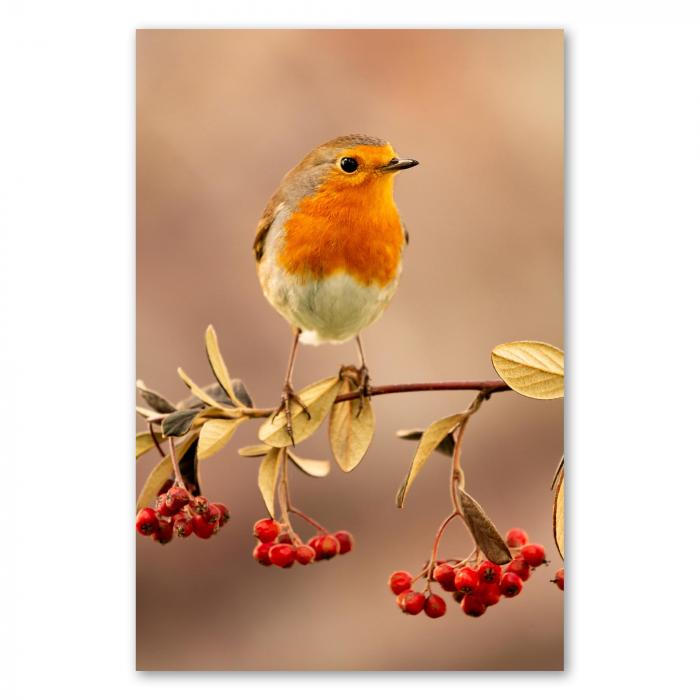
355, 365, 372, 417
271, 382, 311, 445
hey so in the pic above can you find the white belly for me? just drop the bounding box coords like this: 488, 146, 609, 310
261, 265, 400, 345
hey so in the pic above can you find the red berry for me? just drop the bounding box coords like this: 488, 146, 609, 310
424, 594, 447, 619
500, 572, 524, 598
317, 535, 339, 560
506, 556, 531, 581
254, 518, 280, 543
521, 544, 547, 568
307, 535, 323, 560
505, 528, 529, 548
452, 591, 465, 604
401, 591, 426, 615
295, 544, 315, 565
165, 486, 190, 512
154, 494, 176, 517
269, 543, 296, 568
152, 520, 173, 545
253, 542, 273, 566
461, 595, 487, 617
172, 513, 193, 538
396, 590, 412, 611
478, 582, 501, 607
211, 503, 230, 526
205, 504, 221, 526
136, 507, 159, 536
432, 563, 457, 592
553, 568, 564, 591
334, 530, 354, 555
277, 532, 293, 544
454, 567, 480, 595
477, 561, 502, 585
389, 571, 413, 595
192, 513, 216, 539
191, 496, 209, 515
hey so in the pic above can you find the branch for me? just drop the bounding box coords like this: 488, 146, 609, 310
335, 380, 510, 404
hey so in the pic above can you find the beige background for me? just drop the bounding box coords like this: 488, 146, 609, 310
136, 29, 563, 671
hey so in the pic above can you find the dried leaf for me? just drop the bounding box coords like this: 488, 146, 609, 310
136, 380, 177, 414
162, 408, 201, 437
491, 341, 564, 399
396, 429, 455, 457
177, 367, 226, 409
178, 382, 236, 410
258, 447, 281, 518
553, 467, 565, 559
457, 489, 512, 565
395, 413, 465, 508
136, 433, 198, 511
238, 444, 272, 458
197, 418, 244, 460
288, 451, 331, 478
136, 406, 160, 420
551, 454, 564, 490
231, 378, 254, 408
136, 430, 165, 459
258, 376, 342, 447
204, 325, 241, 407
329, 377, 375, 472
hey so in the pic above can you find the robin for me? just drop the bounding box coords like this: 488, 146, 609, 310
254, 134, 418, 440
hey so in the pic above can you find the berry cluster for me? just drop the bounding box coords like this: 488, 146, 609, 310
135, 485, 230, 545
252, 517, 353, 568
389, 527, 549, 618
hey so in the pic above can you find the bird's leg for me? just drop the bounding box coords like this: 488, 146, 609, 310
271, 327, 311, 444
354, 335, 372, 417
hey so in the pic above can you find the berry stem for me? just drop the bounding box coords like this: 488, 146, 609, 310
167, 437, 187, 490
288, 506, 329, 534
422, 511, 460, 592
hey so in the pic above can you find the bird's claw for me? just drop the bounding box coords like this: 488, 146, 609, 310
271, 383, 311, 446
355, 365, 372, 418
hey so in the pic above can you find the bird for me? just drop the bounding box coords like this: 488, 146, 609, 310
254, 133, 418, 441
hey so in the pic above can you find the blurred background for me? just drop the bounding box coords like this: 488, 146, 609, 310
136, 29, 563, 671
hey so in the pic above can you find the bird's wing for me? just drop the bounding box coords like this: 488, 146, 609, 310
253, 190, 284, 262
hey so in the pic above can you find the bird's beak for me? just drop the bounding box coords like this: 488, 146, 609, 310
380, 157, 419, 172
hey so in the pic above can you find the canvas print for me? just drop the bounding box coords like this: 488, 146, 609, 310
136, 29, 564, 671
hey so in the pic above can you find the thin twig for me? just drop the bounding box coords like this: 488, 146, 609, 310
167, 437, 186, 489
149, 422, 166, 458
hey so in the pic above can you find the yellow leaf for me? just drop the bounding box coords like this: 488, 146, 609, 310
136, 433, 198, 511
396, 412, 465, 508
197, 418, 244, 460
258, 447, 281, 518
553, 467, 565, 559
491, 341, 564, 399
329, 377, 375, 472
177, 367, 226, 409
288, 451, 330, 478
258, 376, 342, 447
457, 489, 512, 565
205, 325, 243, 407
136, 430, 165, 459
238, 444, 272, 458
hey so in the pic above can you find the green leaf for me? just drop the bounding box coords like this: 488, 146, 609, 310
258, 447, 281, 518
457, 489, 512, 565
231, 378, 254, 408
258, 376, 342, 447
491, 341, 564, 399
136, 433, 198, 511
288, 451, 331, 478
329, 377, 375, 472
136, 380, 177, 414
197, 418, 244, 460
178, 382, 236, 410
161, 408, 201, 437
395, 413, 465, 508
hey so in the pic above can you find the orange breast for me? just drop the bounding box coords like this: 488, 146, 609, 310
278, 176, 404, 287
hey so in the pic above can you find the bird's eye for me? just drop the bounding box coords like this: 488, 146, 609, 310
339, 157, 359, 173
